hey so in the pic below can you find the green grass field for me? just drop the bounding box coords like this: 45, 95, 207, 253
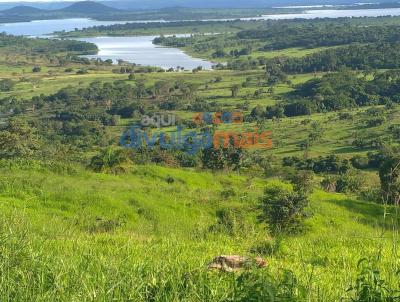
0, 161, 398, 301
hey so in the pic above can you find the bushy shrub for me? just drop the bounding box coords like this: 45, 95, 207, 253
346, 258, 400, 301
259, 183, 309, 234
231, 270, 305, 302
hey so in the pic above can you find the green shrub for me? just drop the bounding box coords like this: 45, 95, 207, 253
230, 270, 305, 302
346, 258, 400, 301
259, 183, 309, 234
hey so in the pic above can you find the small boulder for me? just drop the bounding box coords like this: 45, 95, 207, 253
208, 255, 267, 272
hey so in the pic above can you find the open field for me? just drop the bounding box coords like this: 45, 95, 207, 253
0, 162, 399, 301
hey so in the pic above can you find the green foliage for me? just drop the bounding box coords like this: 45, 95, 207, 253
321, 170, 365, 193
346, 258, 400, 302
0, 32, 98, 55
201, 147, 244, 171
283, 155, 351, 174
0, 118, 40, 159
231, 84, 240, 97
32, 66, 41, 73
229, 270, 305, 302
209, 207, 246, 236
238, 23, 400, 50
379, 154, 400, 204
89, 147, 133, 174
259, 183, 309, 233
287, 170, 315, 194
0, 79, 14, 92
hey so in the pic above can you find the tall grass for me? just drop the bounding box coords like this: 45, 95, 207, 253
0, 162, 399, 301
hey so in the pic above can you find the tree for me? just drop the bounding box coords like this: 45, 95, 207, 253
135, 79, 146, 99
379, 155, 400, 205
153, 81, 170, 99
89, 147, 133, 174
231, 84, 240, 98
259, 183, 309, 234
0, 118, 40, 159
288, 170, 314, 194
0, 79, 14, 92
201, 147, 244, 171
251, 105, 265, 119
32, 66, 41, 73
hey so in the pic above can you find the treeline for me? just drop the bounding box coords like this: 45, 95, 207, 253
225, 42, 400, 72
0, 77, 210, 148
61, 19, 257, 37
0, 33, 98, 55
153, 34, 257, 58
237, 24, 400, 50
250, 70, 400, 118
0, 81, 142, 151
280, 42, 400, 73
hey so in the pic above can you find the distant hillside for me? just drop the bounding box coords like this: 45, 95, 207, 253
1, 5, 44, 15
0, 0, 375, 11
60, 1, 121, 14
99, 0, 376, 9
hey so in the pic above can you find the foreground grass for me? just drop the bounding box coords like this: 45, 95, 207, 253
0, 161, 399, 301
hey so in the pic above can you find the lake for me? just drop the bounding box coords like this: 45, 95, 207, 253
78, 36, 214, 70
256, 7, 400, 20
0, 18, 130, 37
0, 18, 214, 70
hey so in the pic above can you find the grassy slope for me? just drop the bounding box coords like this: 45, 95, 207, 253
0, 162, 398, 301
1, 32, 400, 301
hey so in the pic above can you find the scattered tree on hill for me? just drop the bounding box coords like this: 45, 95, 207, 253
259, 183, 309, 234
0, 79, 14, 92
0, 118, 40, 159
231, 84, 240, 98
379, 154, 400, 205
89, 147, 133, 174
32, 66, 41, 73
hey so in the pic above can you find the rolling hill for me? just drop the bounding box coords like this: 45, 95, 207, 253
60, 1, 121, 14
1, 5, 44, 15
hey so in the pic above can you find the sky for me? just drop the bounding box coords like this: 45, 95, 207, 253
0, 0, 77, 2
0, 0, 115, 2
0, 0, 325, 3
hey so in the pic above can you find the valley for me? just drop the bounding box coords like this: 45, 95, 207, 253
1, 3, 400, 302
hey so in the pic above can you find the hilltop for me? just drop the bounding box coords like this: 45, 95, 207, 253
60, 1, 121, 14
1, 5, 44, 15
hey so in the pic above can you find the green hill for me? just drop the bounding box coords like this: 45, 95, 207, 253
60, 1, 122, 14
0, 160, 398, 301
1, 5, 44, 15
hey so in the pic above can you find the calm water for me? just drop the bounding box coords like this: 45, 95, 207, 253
79, 36, 214, 70
0, 18, 129, 37
257, 7, 400, 20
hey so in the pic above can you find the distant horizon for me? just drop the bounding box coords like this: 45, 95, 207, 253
0, 0, 376, 3
0, 0, 385, 11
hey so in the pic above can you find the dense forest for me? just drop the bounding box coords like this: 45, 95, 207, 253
238, 24, 400, 50
0, 33, 98, 54
250, 70, 400, 118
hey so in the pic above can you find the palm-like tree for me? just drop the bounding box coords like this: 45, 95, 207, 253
89, 147, 132, 174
